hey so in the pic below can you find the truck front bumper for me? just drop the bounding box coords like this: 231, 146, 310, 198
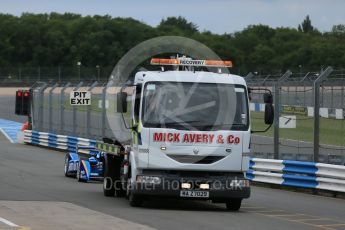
132, 171, 250, 201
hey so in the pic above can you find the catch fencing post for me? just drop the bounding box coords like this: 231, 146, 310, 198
245, 72, 254, 80
48, 83, 58, 132
37, 83, 48, 131
101, 84, 107, 138
72, 82, 84, 135
60, 82, 71, 135
313, 67, 333, 162
38, 66, 41, 81
274, 70, 292, 159
30, 82, 47, 131
301, 72, 310, 107
87, 81, 98, 138
101, 87, 107, 138
58, 66, 61, 83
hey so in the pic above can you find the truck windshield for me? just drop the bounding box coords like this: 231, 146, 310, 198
142, 82, 249, 131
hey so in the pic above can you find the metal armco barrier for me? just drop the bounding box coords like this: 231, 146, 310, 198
23, 130, 97, 154
246, 158, 345, 193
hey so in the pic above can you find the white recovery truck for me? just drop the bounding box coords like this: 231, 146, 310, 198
100, 57, 274, 211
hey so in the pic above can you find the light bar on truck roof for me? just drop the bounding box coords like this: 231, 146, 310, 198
150, 58, 233, 68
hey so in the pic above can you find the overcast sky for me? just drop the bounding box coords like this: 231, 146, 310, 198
0, 0, 344, 34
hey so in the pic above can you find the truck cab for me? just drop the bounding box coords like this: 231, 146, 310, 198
103, 57, 273, 210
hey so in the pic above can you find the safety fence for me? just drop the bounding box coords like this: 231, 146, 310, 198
247, 68, 345, 109
31, 81, 121, 141
246, 158, 345, 193
248, 67, 345, 162
22, 67, 345, 163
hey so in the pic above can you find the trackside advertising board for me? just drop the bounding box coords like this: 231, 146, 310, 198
281, 105, 307, 115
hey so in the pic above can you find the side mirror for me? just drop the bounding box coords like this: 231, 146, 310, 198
250, 89, 275, 133
264, 104, 274, 125
117, 92, 128, 113
263, 93, 273, 104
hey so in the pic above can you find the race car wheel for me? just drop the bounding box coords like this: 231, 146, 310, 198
77, 162, 87, 183
64, 154, 71, 177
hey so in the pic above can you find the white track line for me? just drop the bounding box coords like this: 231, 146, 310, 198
0, 128, 15, 143
0, 217, 19, 227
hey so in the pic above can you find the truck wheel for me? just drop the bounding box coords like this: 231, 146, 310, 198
126, 178, 131, 199
225, 199, 242, 211
103, 177, 115, 196
114, 180, 126, 197
103, 155, 115, 196
129, 190, 143, 207
103, 154, 123, 197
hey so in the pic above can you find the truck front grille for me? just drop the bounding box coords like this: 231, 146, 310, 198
167, 154, 224, 164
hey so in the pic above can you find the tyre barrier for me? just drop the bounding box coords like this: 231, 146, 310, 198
23, 130, 97, 154
246, 158, 345, 193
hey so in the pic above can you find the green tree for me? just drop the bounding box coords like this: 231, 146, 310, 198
298, 15, 317, 33
0, 12, 344, 75
331, 24, 345, 33
158, 16, 198, 34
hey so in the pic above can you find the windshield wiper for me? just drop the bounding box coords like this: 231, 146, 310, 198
198, 123, 245, 131
214, 123, 244, 127
143, 120, 204, 129
163, 120, 202, 125
143, 120, 202, 128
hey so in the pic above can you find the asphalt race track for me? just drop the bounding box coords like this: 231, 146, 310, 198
1, 133, 345, 230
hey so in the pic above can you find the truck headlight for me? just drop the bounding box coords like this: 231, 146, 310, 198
199, 183, 210, 190
181, 183, 191, 189
136, 175, 161, 184
230, 179, 250, 188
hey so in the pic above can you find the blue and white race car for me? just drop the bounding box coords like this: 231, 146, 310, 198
64, 145, 104, 182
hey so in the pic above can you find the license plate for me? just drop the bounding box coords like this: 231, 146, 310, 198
180, 190, 209, 198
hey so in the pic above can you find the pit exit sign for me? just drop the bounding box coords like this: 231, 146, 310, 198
70, 91, 91, 105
